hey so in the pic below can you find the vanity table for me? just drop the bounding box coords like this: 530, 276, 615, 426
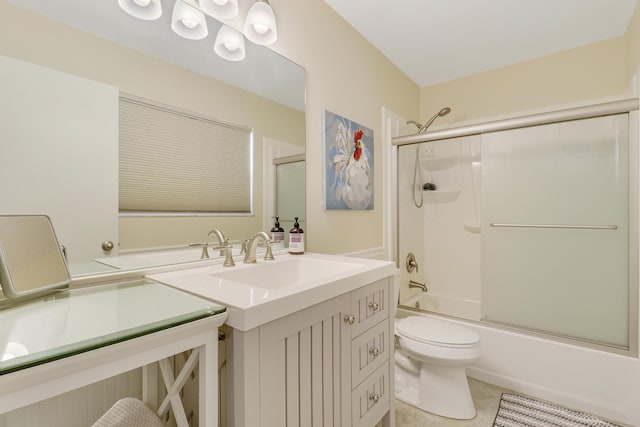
0, 280, 227, 427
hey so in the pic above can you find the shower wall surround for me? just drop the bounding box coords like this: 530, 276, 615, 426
398, 109, 635, 351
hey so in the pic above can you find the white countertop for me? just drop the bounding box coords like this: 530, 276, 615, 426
148, 252, 397, 331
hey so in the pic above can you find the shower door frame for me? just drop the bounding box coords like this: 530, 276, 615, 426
392, 98, 640, 356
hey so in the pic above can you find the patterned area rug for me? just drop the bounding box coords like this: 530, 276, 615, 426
493, 393, 622, 427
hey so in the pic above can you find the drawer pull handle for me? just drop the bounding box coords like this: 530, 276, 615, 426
369, 302, 379, 311
344, 315, 356, 325
369, 347, 380, 357
369, 393, 380, 404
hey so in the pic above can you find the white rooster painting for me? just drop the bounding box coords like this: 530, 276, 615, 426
323, 110, 374, 210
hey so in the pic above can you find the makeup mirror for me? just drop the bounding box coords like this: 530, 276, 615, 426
0, 215, 70, 301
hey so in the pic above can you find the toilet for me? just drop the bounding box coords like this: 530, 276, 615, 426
395, 315, 481, 419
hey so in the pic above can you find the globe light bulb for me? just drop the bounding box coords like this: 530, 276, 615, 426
252, 23, 269, 34
181, 19, 198, 29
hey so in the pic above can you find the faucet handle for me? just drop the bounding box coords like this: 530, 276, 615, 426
189, 242, 210, 259
264, 240, 275, 261
212, 245, 235, 267
217, 238, 230, 256
406, 252, 419, 273
240, 238, 250, 254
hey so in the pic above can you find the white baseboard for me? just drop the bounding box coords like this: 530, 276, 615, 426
340, 246, 386, 260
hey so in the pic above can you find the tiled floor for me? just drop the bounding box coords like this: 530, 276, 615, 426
395, 378, 509, 426
394, 378, 631, 427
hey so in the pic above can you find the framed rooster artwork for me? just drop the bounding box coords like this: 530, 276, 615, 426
323, 110, 374, 210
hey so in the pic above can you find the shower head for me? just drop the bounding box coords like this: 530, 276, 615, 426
417, 106, 452, 134
438, 107, 451, 116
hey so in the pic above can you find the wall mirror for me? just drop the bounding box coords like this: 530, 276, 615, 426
0, 0, 306, 278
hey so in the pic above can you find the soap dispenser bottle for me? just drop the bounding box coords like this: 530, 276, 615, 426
288, 217, 304, 255
271, 216, 285, 249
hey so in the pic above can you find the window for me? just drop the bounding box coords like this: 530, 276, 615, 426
119, 95, 252, 215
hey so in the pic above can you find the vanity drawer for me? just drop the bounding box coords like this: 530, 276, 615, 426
349, 278, 390, 338
351, 361, 390, 427
351, 318, 389, 388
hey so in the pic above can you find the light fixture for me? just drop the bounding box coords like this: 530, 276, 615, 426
243, 0, 277, 46
118, 0, 162, 20
171, 1, 208, 40
214, 25, 246, 62
198, 0, 239, 20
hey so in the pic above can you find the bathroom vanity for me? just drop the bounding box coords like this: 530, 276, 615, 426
150, 252, 398, 427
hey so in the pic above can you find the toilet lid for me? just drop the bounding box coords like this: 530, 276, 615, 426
396, 316, 479, 346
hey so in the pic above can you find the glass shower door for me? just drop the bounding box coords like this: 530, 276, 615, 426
481, 114, 629, 348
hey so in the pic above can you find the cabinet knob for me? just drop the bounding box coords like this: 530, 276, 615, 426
101, 240, 115, 252
369, 393, 380, 404
369, 347, 380, 357
344, 315, 356, 325
369, 302, 379, 311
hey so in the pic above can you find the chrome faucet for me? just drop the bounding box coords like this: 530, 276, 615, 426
208, 228, 229, 256
243, 231, 275, 263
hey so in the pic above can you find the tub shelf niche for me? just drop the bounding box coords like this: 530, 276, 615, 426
422, 189, 461, 203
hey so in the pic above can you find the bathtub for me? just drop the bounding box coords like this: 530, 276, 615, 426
397, 292, 640, 426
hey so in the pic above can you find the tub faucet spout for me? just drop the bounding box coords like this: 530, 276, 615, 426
409, 280, 428, 293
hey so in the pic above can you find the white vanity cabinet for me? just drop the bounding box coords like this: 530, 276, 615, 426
349, 279, 392, 427
225, 276, 394, 427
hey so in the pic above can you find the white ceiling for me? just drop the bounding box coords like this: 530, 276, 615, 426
323, 0, 639, 88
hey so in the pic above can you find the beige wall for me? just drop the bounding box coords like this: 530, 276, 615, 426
266, 0, 420, 253
419, 37, 628, 127
202, 0, 420, 254
5, 0, 639, 257
420, 1, 640, 127
626, 1, 640, 82
0, 1, 305, 251
1, 0, 420, 256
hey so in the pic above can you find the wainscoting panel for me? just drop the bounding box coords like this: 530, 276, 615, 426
259, 294, 350, 426
0, 369, 141, 427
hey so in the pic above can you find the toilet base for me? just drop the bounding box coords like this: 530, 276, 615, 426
395, 361, 476, 420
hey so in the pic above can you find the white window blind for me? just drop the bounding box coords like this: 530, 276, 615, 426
119, 95, 252, 215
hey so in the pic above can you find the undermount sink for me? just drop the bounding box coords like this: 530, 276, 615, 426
210, 257, 362, 290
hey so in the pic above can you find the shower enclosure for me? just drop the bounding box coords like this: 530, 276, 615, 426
395, 99, 638, 353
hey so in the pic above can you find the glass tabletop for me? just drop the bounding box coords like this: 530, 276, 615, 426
0, 279, 225, 375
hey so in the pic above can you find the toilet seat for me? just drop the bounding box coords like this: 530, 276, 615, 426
396, 316, 479, 348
